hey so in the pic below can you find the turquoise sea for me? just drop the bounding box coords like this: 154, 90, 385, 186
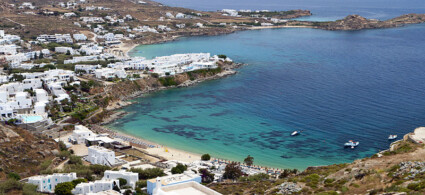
108, 1, 425, 169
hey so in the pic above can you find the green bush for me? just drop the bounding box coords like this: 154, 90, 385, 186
130, 168, 166, 180
238, 173, 269, 182
0, 179, 23, 194
71, 179, 87, 187
171, 163, 187, 174
118, 178, 127, 186
68, 155, 82, 165
136, 180, 147, 188
158, 77, 177, 87
54, 182, 74, 195
7, 172, 21, 180
201, 154, 211, 161
22, 183, 40, 195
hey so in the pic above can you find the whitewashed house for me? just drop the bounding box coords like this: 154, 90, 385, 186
94, 68, 127, 79
87, 146, 115, 166
72, 179, 119, 194
75, 64, 101, 74
103, 170, 138, 189
27, 173, 77, 193
69, 125, 96, 144
0, 44, 18, 55
55, 47, 75, 55
73, 34, 87, 41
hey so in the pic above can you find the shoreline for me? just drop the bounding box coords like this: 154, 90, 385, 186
92, 124, 203, 163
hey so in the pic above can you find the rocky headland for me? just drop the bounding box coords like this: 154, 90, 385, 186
314, 13, 425, 30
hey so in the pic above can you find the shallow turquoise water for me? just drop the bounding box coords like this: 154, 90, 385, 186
108, 24, 425, 169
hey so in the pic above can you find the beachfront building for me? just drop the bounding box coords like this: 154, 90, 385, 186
87, 146, 116, 166
154, 181, 222, 195
143, 53, 218, 76
27, 173, 77, 193
147, 173, 201, 195
72, 179, 119, 194
69, 125, 96, 144
103, 170, 138, 189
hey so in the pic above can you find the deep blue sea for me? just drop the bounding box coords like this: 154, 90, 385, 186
108, 1, 425, 169
154, 0, 425, 21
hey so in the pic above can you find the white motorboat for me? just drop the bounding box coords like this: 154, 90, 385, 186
291, 131, 300, 136
388, 135, 397, 140
344, 140, 359, 148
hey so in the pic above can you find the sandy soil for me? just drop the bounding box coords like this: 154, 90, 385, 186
145, 146, 202, 163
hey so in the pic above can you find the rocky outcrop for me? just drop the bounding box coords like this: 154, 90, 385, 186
317, 14, 425, 30
277, 182, 302, 194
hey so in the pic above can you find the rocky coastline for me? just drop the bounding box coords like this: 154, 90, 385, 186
313, 13, 425, 30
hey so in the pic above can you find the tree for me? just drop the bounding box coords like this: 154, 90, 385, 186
199, 169, 214, 183
118, 178, 127, 186
66, 50, 71, 55
129, 168, 166, 180
201, 154, 211, 161
68, 155, 82, 165
58, 141, 67, 151
218, 54, 227, 59
171, 163, 187, 174
39, 52, 44, 59
244, 155, 254, 166
223, 162, 243, 180
7, 172, 20, 180
71, 178, 87, 187
54, 182, 74, 195
279, 169, 291, 179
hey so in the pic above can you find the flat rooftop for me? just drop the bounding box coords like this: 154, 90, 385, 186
159, 181, 221, 195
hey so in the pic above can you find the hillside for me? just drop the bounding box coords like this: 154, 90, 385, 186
0, 125, 59, 180
208, 134, 425, 194
316, 14, 425, 30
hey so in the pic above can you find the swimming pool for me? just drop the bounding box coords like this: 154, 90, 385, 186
21, 115, 44, 123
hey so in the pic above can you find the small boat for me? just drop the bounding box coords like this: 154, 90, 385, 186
291, 131, 300, 136
344, 140, 359, 148
388, 135, 397, 140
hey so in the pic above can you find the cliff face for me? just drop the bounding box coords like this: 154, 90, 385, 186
317, 13, 425, 30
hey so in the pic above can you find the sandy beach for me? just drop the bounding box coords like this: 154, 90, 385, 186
92, 125, 202, 163
105, 41, 138, 58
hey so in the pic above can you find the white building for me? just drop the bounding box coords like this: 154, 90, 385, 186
103, 170, 138, 189
222, 9, 239, 17
64, 12, 77, 17
75, 65, 101, 74
27, 173, 77, 193
73, 34, 88, 41
69, 125, 96, 144
55, 47, 75, 54
175, 13, 185, 19
0, 44, 18, 55
147, 173, 202, 195
87, 146, 115, 166
72, 179, 119, 195
94, 68, 127, 79
155, 181, 222, 195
